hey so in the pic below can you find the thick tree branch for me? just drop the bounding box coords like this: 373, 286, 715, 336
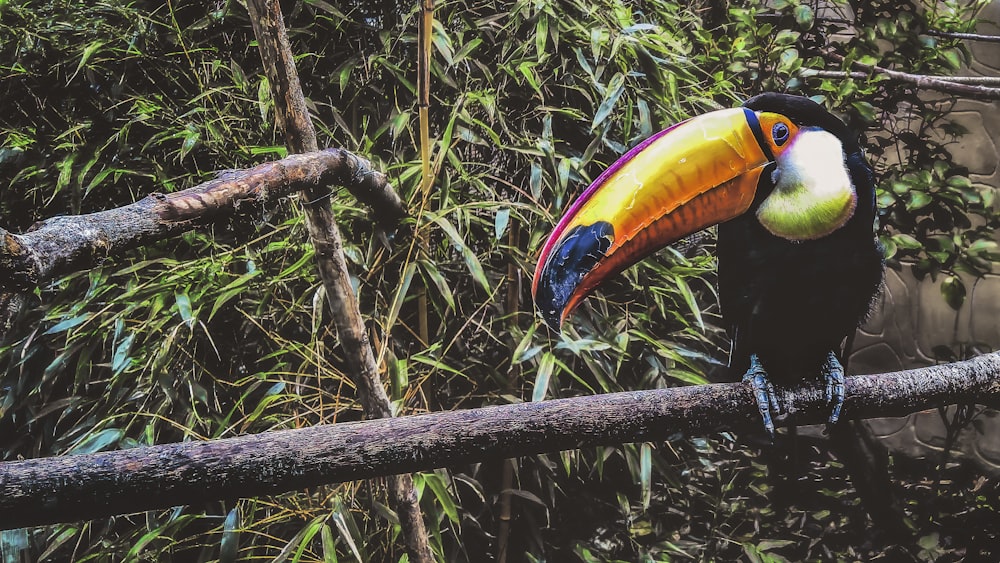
245, 2, 432, 561
2, 352, 999, 530
0, 150, 379, 291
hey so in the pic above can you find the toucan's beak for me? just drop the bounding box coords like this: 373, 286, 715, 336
533, 107, 798, 330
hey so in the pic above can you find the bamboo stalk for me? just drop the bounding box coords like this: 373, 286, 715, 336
415, 0, 436, 346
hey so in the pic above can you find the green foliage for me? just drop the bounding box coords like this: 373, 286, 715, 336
1, 0, 997, 561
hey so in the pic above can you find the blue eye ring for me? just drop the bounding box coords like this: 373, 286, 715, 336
772, 122, 790, 146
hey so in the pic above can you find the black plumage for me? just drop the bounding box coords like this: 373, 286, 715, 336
718, 93, 884, 389
719, 94, 906, 534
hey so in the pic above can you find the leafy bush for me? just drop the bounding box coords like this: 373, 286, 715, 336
1, 0, 996, 560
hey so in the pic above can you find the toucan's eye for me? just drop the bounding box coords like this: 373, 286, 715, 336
772, 122, 790, 146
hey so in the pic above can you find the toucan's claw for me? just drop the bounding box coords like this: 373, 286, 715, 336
822, 351, 846, 425
743, 353, 779, 439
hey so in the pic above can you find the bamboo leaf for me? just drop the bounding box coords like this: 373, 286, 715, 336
321, 524, 338, 562
385, 261, 417, 333
591, 72, 626, 132
219, 507, 241, 563
426, 213, 491, 292
331, 498, 366, 562
424, 471, 460, 524
69, 428, 123, 454
69, 40, 103, 83
532, 352, 555, 402
44, 314, 89, 335
640, 443, 652, 510
495, 207, 510, 240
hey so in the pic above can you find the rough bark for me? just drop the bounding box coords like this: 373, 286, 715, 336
245, 2, 432, 561
0, 150, 382, 291
3, 352, 1000, 530
828, 53, 1000, 100
799, 69, 1000, 86
245, 2, 407, 224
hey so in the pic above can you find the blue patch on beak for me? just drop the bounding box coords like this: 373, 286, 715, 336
535, 221, 615, 330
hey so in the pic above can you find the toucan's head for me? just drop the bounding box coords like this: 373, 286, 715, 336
533, 93, 866, 330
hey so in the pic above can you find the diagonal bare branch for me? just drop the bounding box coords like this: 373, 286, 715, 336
245, 2, 432, 561
0, 149, 381, 291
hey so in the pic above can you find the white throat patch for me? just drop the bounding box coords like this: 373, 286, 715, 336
755, 128, 857, 241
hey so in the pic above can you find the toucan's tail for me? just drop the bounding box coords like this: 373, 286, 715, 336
828, 419, 910, 537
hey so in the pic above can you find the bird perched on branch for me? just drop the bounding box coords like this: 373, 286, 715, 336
532, 92, 884, 436
532, 92, 906, 532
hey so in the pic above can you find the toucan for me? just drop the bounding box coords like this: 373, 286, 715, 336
532, 93, 884, 436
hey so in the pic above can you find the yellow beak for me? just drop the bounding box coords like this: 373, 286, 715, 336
533, 107, 797, 329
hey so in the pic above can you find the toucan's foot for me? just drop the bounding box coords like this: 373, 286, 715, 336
742, 353, 779, 439
822, 351, 846, 425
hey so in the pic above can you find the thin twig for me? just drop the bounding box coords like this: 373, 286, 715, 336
800, 68, 1000, 86
828, 53, 1000, 100
925, 29, 1000, 43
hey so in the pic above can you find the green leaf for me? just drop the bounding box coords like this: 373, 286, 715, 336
36, 527, 78, 561
906, 191, 932, 211
532, 352, 555, 402
453, 38, 483, 65
851, 101, 876, 123
304, 0, 349, 19
69, 428, 123, 454
794, 4, 814, 28
291, 515, 325, 563
330, 497, 366, 562
54, 153, 76, 196
918, 532, 940, 550
219, 507, 241, 563
258, 76, 272, 121
418, 259, 456, 311
639, 443, 652, 510
941, 275, 966, 310
892, 234, 922, 250
673, 276, 704, 330
535, 13, 548, 56
941, 49, 962, 70
321, 524, 338, 563
495, 207, 510, 241
424, 471, 460, 524
947, 175, 972, 189
517, 61, 540, 91
968, 239, 998, 256
426, 213, 491, 292
591, 72, 626, 132
880, 234, 897, 260
385, 261, 417, 334
69, 40, 104, 83
44, 314, 89, 335
111, 333, 136, 376
176, 292, 194, 326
